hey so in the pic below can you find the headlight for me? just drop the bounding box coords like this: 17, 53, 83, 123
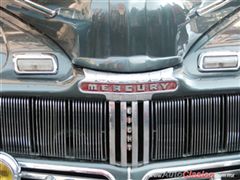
0, 152, 21, 180
0, 162, 13, 180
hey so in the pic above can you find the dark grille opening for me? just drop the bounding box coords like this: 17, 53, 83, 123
138, 102, 144, 162
115, 101, 121, 163
150, 94, 240, 161
0, 97, 109, 162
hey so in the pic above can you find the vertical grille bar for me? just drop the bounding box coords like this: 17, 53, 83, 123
109, 101, 116, 164
120, 102, 127, 166
103, 101, 108, 160
143, 101, 150, 164
131, 101, 138, 166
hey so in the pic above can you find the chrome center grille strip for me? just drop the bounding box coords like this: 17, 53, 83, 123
109, 101, 150, 166
143, 101, 150, 164
109, 102, 116, 165
132, 101, 138, 166
120, 102, 128, 166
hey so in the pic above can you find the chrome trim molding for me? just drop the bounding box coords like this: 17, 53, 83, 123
131, 101, 138, 167
17, 159, 116, 180
15, 0, 57, 17
198, 51, 240, 72
120, 102, 128, 166
79, 68, 178, 101
109, 101, 116, 165
127, 167, 131, 180
197, 0, 233, 16
143, 101, 149, 164
20, 171, 89, 180
148, 169, 240, 180
142, 158, 240, 180
13, 53, 58, 74
0, 152, 21, 179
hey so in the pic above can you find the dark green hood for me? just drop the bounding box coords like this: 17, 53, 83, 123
1, 0, 239, 72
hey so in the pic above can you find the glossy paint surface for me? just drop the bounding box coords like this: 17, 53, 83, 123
0, 11, 72, 81
2, 0, 239, 72
1, 1, 237, 58
0, 4, 240, 180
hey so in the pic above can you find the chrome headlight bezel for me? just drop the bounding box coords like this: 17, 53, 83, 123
0, 152, 21, 179
13, 53, 58, 75
198, 51, 240, 72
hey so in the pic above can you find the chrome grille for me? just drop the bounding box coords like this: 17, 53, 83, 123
226, 95, 240, 152
70, 100, 108, 160
190, 97, 222, 155
0, 98, 31, 154
0, 97, 108, 161
32, 99, 67, 158
150, 99, 187, 160
1, 94, 240, 166
150, 95, 240, 161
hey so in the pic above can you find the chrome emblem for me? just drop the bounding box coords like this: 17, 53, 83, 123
81, 81, 177, 93
79, 68, 178, 101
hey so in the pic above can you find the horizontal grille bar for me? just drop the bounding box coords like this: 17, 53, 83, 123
0, 97, 108, 162
151, 95, 240, 161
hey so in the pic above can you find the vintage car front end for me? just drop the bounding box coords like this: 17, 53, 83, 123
1, 0, 240, 179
